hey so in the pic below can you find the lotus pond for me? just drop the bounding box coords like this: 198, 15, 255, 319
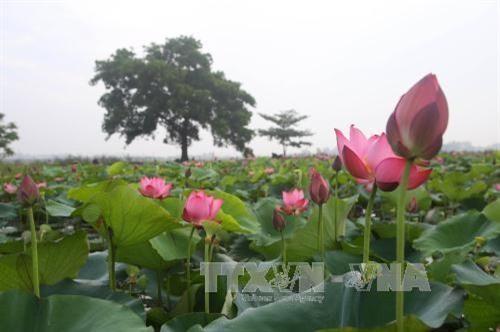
0, 153, 499, 332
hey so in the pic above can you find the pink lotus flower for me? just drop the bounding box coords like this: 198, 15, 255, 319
195, 161, 204, 168
182, 191, 223, 227
71, 164, 78, 173
264, 167, 275, 175
495, 184, 500, 191
386, 74, 448, 160
3, 183, 17, 194
36, 182, 47, 189
309, 168, 330, 205
139, 177, 173, 199
17, 175, 40, 206
281, 189, 309, 215
335, 125, 431, 191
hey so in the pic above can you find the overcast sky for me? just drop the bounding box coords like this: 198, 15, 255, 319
1, 0, 498, 159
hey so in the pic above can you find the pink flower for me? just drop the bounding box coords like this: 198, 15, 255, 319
264, 167, 275, 175
36, 182, 47, 189
281, 189, 309, 215
386, 74, 448, 160
71, 164, 78, 173
335, 125, 431, 192
195, 161, 204, 168
494, 184, 500, 191
139, 177, 173, 199
182, 191, 224, 227
434, 156, 444, 165
309, 168, 330, 205
17, 175, 40, 206
3, 183, 17, 194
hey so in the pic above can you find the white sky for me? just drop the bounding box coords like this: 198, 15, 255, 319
1, 0, 499, 158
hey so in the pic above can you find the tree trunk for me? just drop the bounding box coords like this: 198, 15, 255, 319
282, 144, 287, 158
181, 139, 188, 161
180, 118, 189, 162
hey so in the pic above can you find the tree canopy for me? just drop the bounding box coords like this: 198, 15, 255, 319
0, 113, 19, 157
258, 110, 313, 156
90, 36, 256, 161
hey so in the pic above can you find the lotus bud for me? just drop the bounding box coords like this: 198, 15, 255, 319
386, 74, 448, 160
17, 175, 40, 206
406, 197, 418, 213
332, 155, 342, 172
272, 207, 286, 232
309, 168, 330, 205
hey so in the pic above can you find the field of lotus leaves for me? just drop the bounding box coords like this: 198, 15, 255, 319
0, 151, 499, 332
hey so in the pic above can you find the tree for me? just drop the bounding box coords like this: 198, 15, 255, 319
258, 110, 313, 157
90, 36, 256, 161
0, 113, 19, 157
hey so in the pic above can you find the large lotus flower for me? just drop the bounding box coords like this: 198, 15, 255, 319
281, 189, 309, 215
309, 168, 330, 205
386, 74, 448, 160
139, 177, 173, 199
335, 126, 431, 191
17, 175, 40, 206
182, 191, 223, 227
3, 183, 17, 194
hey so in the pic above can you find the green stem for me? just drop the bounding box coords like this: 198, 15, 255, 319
166, 276, 172, 310
27, 207, 40, 298
280, 230, 287, 265
362, 185, 378, 264
105, 227, 116, 291
334, 172, 339, 243
186, 226, 195, 311
396, 160, 412, 332
156, 271, 163, 307
204, 238, 210, 314
209, 235, 216, 262
318, 204, 324, 260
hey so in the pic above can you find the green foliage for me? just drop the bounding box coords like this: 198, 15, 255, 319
0, 231, 89, 292
90, 36, 255, 161
0, 291, 152, 332
258, 109, 313, 156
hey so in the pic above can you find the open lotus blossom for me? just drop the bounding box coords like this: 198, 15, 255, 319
386, 74, 448, 160
281, 188, 309, 215
3, 183, 17, 194
335, 125, 432, 192
309, 168, 330, 205
182, 191, 223, 227
17, 175, 40, 206
139, 177, 173, 199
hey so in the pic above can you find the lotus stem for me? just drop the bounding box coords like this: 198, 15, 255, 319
362, 185, 378, 264
156, 271, 163, 307
396, 160, 412, 332
105, 226, 116, 291
317, 204, 324, 260
204, 237, 210, 314
280, 230, 287, 266
186, 226, 195, 311
27, 207, 40, 298
334, 172, 339, 243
